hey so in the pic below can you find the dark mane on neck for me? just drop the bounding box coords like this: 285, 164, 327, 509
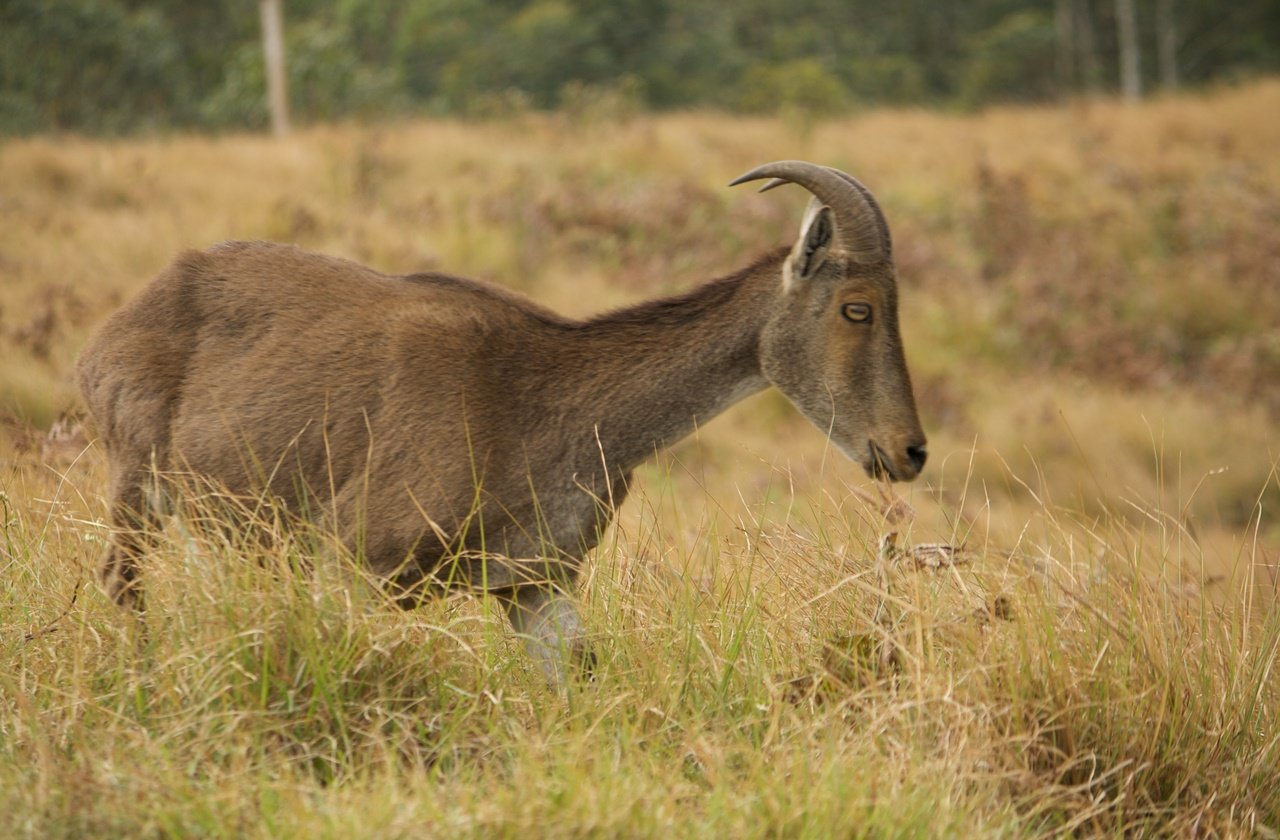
579, 247, 786, 332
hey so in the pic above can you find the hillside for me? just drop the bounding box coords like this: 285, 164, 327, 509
1, 83, 1278, 835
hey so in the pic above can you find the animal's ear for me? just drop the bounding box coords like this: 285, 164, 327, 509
785, 203, 835, 290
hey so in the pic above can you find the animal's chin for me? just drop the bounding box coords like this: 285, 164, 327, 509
830, 436, 897, 481
865, 441, 899, 482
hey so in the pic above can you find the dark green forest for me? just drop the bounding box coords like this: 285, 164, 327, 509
3, 0, 1279, 135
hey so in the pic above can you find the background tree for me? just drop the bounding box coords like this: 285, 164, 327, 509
2, 0, 1278, 135
260, 0, 290, 136
1115, 0, 1142, 99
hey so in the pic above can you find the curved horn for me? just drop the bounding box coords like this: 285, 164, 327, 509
729, 160, 891, 263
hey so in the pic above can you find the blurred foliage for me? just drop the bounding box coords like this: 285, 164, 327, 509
0, 0, 188, 134
202, 16, 404, 128
2, 0, 1280, 134
960, 11, 1059, 107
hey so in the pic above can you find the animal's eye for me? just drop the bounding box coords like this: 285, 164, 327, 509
842, 302, 872, 323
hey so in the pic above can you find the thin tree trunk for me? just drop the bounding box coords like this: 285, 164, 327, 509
1156, 0, 1179, 90
1115, 0, 1142, 99
260, 0, 290, 136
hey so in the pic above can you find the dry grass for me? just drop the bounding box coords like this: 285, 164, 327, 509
1, 82, 1279, 836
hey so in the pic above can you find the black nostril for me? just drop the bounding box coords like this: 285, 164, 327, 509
906, 444, 928, 472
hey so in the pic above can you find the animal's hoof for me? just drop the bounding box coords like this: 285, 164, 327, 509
577, 647, 599, 681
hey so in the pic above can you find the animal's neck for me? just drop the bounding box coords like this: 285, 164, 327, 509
567, 249, 785, 473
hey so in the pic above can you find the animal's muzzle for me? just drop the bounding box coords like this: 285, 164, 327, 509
906, 444, 928, 474
868, 440, 927, 482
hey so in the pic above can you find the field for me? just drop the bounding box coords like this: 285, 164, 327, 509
2, 82, 1279, 836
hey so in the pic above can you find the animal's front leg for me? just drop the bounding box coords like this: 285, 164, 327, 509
500, 584, 594, 687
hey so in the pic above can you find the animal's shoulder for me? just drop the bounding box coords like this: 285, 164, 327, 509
397, 271, 567, 327
198, 240, 395, 289
196, 241, 567, 327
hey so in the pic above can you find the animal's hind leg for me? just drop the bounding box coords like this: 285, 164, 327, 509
101, 458, 163, 610
499, 583, 593, 687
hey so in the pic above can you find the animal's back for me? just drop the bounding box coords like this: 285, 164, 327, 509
77, 241, 564, 514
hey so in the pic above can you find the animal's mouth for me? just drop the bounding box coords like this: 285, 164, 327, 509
866, 440, 897, 482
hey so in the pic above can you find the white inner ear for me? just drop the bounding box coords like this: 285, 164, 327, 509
784, 200, 835, 292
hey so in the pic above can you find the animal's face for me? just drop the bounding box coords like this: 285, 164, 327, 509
759, 203, 927, 481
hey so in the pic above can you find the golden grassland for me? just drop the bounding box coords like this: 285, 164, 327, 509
1, 82, 1278, 836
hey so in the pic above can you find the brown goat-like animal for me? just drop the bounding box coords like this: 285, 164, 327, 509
77, 161, 927, 683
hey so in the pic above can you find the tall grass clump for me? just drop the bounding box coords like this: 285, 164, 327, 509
3, 443, 1277, 836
